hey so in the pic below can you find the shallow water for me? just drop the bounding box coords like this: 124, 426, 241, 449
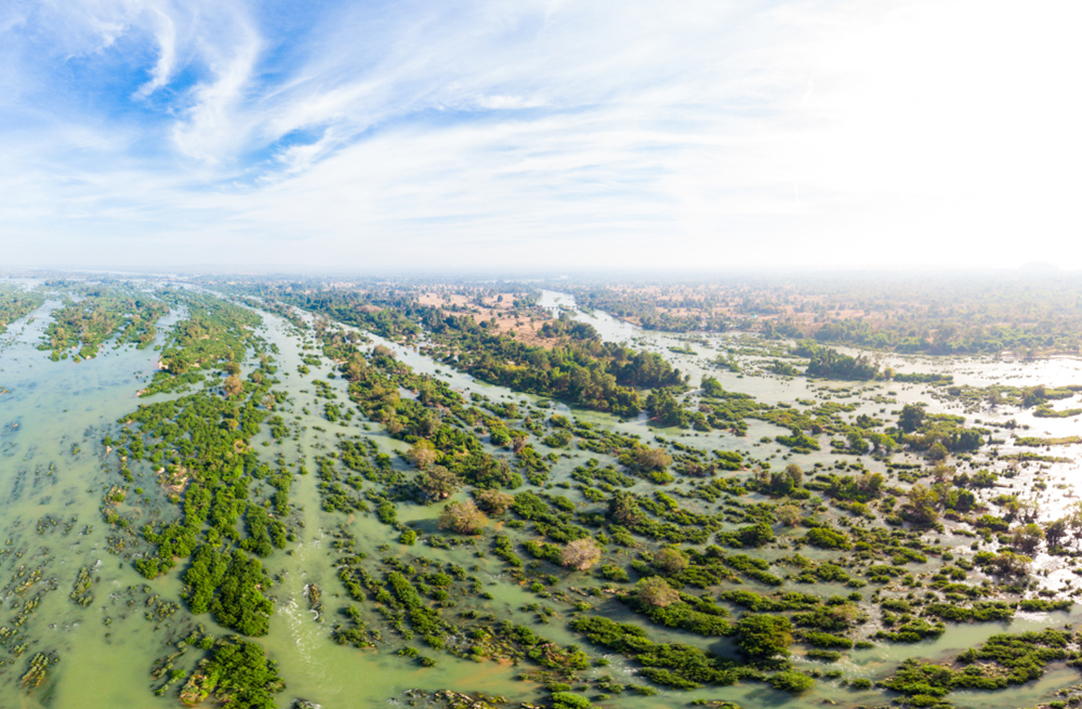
0, 283, 1080, 709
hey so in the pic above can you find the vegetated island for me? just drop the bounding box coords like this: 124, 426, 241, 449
2, 271, 1082, 709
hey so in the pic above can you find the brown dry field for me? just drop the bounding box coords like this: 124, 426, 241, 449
415, 291, 556, 348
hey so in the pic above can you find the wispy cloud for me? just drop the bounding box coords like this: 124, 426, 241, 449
1, 0, 1080, 271
132, 5, 177, 99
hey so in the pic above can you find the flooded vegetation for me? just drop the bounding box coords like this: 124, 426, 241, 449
0, 273, 1081, 709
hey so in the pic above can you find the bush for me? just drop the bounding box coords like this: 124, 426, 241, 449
636, 577, 680, 607
735, 614, 793, 661
551, 692, 596, 709
474, 488, 515, 515
769, 670, 814, 693
635, 447, 673, 471
561, 538, 602, 571
654, 547, 689, 574
599, 564, 630, 582
804, 527, 851, 550
438, 500, 488, 535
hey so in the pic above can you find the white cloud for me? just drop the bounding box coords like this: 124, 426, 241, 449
169, 12, 262, 164
132, 5, 177, 99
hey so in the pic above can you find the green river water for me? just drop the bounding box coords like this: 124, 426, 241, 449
0, 281, 1080, 709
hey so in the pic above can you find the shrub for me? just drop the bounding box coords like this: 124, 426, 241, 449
735, 614, 793, 660
474, 488, 515, 515
769, 670, 814, 693
417, 466, 459, 502
561, 538, 601, 571
654, 547, 689, 574
551, 692, 596, 709
438, 500, 488, 535
636, 577, 680, 608
804, 527, 851, 550
599, 565, 630, 582
635, 447, 673, 471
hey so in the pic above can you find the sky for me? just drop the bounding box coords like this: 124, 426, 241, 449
1, 0, 1079, 273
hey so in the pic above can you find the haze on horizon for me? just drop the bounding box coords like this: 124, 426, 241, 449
2, 0, 1079, 273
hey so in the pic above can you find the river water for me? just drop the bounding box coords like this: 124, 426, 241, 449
0, 284, 1078, 708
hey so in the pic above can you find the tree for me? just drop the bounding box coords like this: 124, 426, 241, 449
784, 463, 803, 487
645, 387, 686, 427
417, 466, 459, 502
634, 446, 672, 471
224, 374, 244, 398
898, 404, 925, 433
846, 431, 870, 454
608, 490, 644, 526
735, 614, 793, 661
474, 488, 515, 515
775, 503, 802, 527
406, 441, 438, 470
653, 547, 688, 574
926, 442, 948, 461
867, 432, 898, 454
905, 484, 939, 525
560, 538, 601, 571
701, 376, 724, 397
1070, 503, 1082, 543
738, 520, 775, 548
635, 576, 680, 607
1045, 518, 1068, 549
1011, 523, 1045, 554
931, 464, 954, 484
438, 500, 488, 535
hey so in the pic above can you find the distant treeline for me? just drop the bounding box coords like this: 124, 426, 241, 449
422, 312, 686, 418
569, 273, 1082, 356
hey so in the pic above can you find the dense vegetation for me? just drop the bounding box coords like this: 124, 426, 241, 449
39, 285, 168, 360
99, 291, 285, 707
570, 272, 1082, 356
17, 273, 1080, 709
0, 284, 44, 334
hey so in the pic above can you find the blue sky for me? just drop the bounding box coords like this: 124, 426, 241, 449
2, 0, 1079, 272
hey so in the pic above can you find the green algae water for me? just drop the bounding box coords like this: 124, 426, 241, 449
2, 279, 1082, 709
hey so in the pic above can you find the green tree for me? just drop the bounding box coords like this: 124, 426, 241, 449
417, 465, 459, 502
898, 404, 925, 433
701, 376, 724, 397
1011, 523, 1045, 554
608, 490, 644, 526
735, 614, 794, 661
905, 484, 939, 525
653, 547, 689, 574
